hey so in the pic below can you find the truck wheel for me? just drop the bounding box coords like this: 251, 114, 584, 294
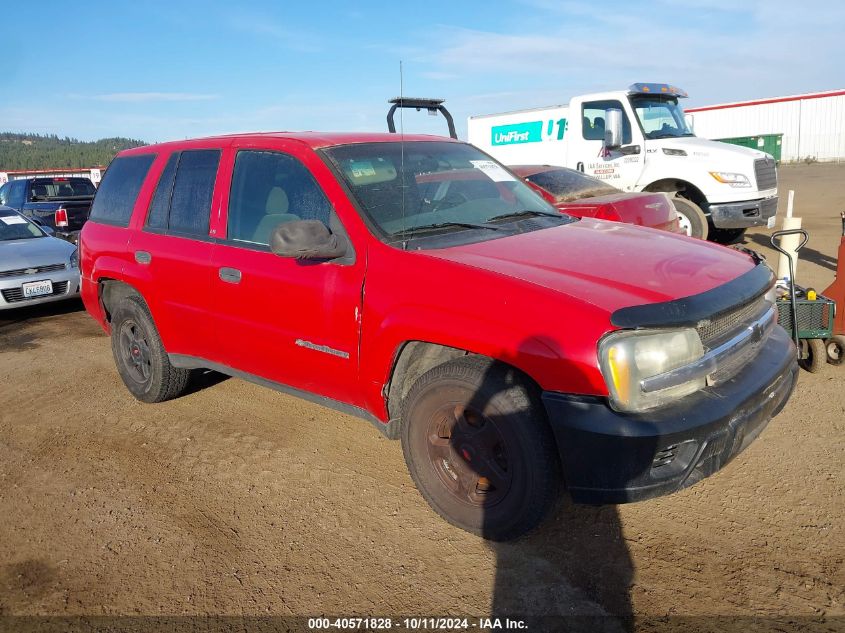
798, 338, 827, 373
110, 296, 191, 403
672, 197, 708, 240
826, 335, 845, 366
400, 356, 560, 541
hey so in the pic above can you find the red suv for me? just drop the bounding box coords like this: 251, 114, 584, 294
81, 132, 797, 540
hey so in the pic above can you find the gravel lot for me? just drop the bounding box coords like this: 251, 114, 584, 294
0, 163, 843, 631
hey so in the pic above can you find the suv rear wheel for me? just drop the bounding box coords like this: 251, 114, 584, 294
400, 356, 560, 541
110, 296, 191, 403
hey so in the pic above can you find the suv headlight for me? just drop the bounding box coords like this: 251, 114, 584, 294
69, 247, 79, 269
598, 328, 705, 412
709, 171, 751, 187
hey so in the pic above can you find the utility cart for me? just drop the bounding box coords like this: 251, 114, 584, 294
771, 228, 838, 372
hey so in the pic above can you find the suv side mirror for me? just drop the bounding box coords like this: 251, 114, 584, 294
604, 108, 624, 149
269, 219, 348, 260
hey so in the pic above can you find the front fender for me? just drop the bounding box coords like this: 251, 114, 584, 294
359, 302, 610, 420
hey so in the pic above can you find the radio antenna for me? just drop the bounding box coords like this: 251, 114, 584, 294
399, 60, 407, 248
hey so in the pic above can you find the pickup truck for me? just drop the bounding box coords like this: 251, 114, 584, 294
0, 176, 96, 242
80, 132, 797, 540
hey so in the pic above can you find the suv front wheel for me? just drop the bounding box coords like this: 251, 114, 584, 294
400, 356, 560, 541
110, 296, 191, 403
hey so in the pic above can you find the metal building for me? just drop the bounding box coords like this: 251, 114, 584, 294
0, 167, 104, 187
685, 89, 845, 163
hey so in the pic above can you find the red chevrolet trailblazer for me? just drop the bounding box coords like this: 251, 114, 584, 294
81, 132, 797, 540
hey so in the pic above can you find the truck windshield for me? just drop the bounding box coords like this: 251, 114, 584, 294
323, 141, 567, 242
630, 96, 693, 139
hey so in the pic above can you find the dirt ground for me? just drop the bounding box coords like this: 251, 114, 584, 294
0, 164, 843, 631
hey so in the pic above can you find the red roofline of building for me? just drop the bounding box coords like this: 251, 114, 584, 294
1, 167, 107, 175
686, 89, 845, 113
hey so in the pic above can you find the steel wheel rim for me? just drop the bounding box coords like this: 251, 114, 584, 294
425, 403, 512, 508
828, 340, 843, 363
119, 319, 152, 385
676, 210, 693, 236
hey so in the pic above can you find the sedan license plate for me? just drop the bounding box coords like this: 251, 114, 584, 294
22, 279, 53, 298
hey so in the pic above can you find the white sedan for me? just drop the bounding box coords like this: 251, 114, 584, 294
0, 206, 80, 310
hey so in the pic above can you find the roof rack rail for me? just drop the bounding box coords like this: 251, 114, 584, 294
386, 97, 457, 139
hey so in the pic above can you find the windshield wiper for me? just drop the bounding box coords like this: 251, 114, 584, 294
390, 221, 503, 237
486, 209, 562, 222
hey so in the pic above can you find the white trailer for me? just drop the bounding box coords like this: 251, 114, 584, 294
468, 83, 779, 241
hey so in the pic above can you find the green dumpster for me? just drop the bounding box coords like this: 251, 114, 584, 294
716, 133, 783, 162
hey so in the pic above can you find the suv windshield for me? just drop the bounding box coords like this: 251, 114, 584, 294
630, 96, 693, 139
0, 212, 44, 241
323, 141, 568, 244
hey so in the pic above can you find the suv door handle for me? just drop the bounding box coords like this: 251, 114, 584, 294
219, 267, 242, 284
135, 251, 152, 264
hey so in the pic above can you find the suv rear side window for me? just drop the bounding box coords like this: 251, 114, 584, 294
146, 153, 179, 230
227, 150, 332, 246
167, 150, 220, 237
143, 150, 220, 237
90, 154, 156, 226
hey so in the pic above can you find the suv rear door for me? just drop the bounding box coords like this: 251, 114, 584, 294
209, 142, 365, 406
127, 145, 227, 359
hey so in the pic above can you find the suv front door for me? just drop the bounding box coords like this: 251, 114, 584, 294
210, 144, 365, 407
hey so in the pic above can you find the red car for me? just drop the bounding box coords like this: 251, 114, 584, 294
81, 132, 796, 540
511, 164, 684, 235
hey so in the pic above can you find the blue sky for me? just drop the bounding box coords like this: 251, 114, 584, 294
3, 0, 842, 142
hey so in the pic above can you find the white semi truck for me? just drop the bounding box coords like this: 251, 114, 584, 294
467, 83, 778, 241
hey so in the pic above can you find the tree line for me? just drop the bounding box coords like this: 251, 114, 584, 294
0, 133, 147, 171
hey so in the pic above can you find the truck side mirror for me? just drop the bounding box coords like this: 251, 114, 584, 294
604, 108, 624, 149
269, 219, 348, 260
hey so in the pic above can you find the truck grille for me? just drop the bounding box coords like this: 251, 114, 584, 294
754, 158, 777, 191
696, 295, 768, 349
1, 281, 69, 303
0, 263, 66, 279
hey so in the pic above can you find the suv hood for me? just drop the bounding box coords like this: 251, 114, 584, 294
426, 219, 756, 314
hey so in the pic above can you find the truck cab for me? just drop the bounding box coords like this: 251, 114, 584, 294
467, 84, 779, 242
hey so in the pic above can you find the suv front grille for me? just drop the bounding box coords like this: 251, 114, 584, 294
1, 281, 69, 303
0, 263, 66, 279
696, 295, 767, 349
754, 158, 777, 191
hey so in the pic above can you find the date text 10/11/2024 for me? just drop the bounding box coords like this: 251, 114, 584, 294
308, 617, 528, 630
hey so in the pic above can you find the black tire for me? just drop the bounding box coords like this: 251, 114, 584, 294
672, 197, 709, 240
825, 335, 845, 366
709, 227, 747, 245
110, 296, 191, 403
798, 338, 827, 373
400, 355, 560, 541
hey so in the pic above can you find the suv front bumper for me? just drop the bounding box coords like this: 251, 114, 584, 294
542, 325, 797, 504
709, 196, 778, 229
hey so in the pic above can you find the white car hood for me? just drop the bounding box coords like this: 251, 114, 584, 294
0, 237, 75, 271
